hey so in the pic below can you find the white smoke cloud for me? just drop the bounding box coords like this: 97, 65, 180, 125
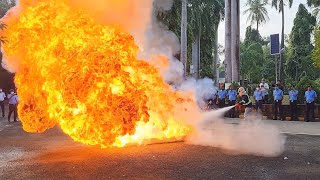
178, 77, 218, 109
136, 4, 185, 84
187, 107, 286, 157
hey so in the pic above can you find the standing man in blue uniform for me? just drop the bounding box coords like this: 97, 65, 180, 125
227, 85, 237, 118
7, 89, 19, 122
0, 89, 6, 117
217, 85, 228, 108
253, 85, 264, 113
259, 78, 269, 103
273, 84, 284, 120
289, 85, 299, 121
305, 85, 317, 122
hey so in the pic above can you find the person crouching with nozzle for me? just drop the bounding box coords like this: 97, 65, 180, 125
236, 87, 253, 119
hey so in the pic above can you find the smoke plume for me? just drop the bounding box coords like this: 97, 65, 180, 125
187, 107, 286, 157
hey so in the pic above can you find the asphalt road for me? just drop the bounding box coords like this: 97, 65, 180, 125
1, 117, 320, 180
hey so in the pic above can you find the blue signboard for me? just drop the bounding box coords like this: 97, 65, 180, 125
270, 34, 280, 55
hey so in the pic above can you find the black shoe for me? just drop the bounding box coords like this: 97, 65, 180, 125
2, 114, 4, 117
14, 120, 17, 122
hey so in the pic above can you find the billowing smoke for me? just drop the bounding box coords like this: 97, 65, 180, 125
178, 78, 218, 109
187, 107, 286, 157
138, 0, 185, 84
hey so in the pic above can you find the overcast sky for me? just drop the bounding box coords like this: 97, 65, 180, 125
218, 0, 311, 46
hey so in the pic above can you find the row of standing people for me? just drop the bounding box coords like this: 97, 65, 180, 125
0, 89, 19, 122
214, 81, 318, 122
255, 79, 317, 122
266, 84, 317, 122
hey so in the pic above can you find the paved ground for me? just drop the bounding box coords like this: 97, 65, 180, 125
0, 113, 320, 179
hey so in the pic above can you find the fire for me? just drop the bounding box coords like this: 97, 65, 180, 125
1, 0, 198, 147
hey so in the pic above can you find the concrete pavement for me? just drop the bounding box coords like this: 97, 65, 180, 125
0, 114, 320, 179
225, 118, 320, 136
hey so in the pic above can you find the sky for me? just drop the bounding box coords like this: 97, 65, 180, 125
218, 0, 312, 47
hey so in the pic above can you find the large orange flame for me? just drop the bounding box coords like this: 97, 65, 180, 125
1, 0, 199, 147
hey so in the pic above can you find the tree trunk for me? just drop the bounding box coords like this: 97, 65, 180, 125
213, 24, 219, 85
225, 0, 232, 83
257, 21, 259, 31
236, 0, 240, 82
181, 0, 188, 77
192, 34, 200, 79
198, 31, 200, 78
280, 3, 285, 82
231, 0, 239, 82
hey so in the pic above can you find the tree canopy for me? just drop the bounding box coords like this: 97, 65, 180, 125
286, 4, 317, 81
0, 0, 15, 18
240, 26, 264, 83
244, 0, 269, 31
271, 0, 293, 12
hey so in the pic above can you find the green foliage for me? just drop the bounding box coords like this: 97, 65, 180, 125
271, 0, 293, 12
261, 45, 276, 81
240, 42, 264, 83
0, 0, 14, 48
194, 0, 224, 78
240, 27, 265, 83
230, 81, 240, 90
307, 0, 320, 20
313, 26, 320, 68
0, 0, 15, 18
244, 0, 269, 30
286, 4, 317, 81
157, 0, 224, 78
244, 26, 263, 45
307, 0, 320, 7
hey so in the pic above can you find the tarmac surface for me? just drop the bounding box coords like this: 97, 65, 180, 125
0, 114, 320, 179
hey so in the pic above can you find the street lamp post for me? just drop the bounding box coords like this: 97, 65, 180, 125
279, 48, 285, 82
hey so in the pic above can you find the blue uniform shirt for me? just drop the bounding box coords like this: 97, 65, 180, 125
228, 90, 237, 101
7, 94, 19, 105
305, 90, 317, 103
289, 90, 298, 101
273, 88, 283, 101
218, 90, 227, 100
254, 89, 264, 101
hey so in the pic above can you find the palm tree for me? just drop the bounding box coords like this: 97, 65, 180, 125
244, 0, 269, 31
271, 0, 293, 81
157, 0, 224, 78
181, 0, 187, 77
190, 0, 224, 79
